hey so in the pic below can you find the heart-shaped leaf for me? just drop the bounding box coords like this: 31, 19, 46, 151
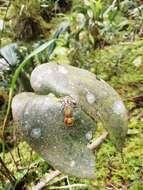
12, 63, 128, 178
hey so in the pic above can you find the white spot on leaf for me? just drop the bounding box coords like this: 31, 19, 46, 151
24, 111, 29, 116
86, 92, 96, 104
70, 160, 75, 167
31, 128, 41, 139
58, 66, 68, 74
113, 100, 126, 115
37, 119, 40, 123
24, 121, 31, 129
85, 131, 93, 140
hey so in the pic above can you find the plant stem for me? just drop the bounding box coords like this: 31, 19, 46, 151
2, 39, 56, 134
87, 131, 108, 151
0, 156, 16, 185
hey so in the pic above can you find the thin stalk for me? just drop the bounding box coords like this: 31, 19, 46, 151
0, 156, 16, 185
48, 184, 89, 189
2, 39, 56, 134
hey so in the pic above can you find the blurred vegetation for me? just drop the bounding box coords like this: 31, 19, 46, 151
0, 0, 143, 189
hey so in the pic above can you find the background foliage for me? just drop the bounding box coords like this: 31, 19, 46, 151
0, 0, 143, 189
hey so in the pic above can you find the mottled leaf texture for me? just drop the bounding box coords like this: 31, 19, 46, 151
12, 63, 128, 178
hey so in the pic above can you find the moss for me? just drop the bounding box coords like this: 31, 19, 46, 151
6, 0, 49, 41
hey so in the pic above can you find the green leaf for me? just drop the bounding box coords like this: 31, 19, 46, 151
0, 43, 19, 66
2, 39, 56, 133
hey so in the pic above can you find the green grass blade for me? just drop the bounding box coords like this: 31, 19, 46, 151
2, 39, 56, 133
